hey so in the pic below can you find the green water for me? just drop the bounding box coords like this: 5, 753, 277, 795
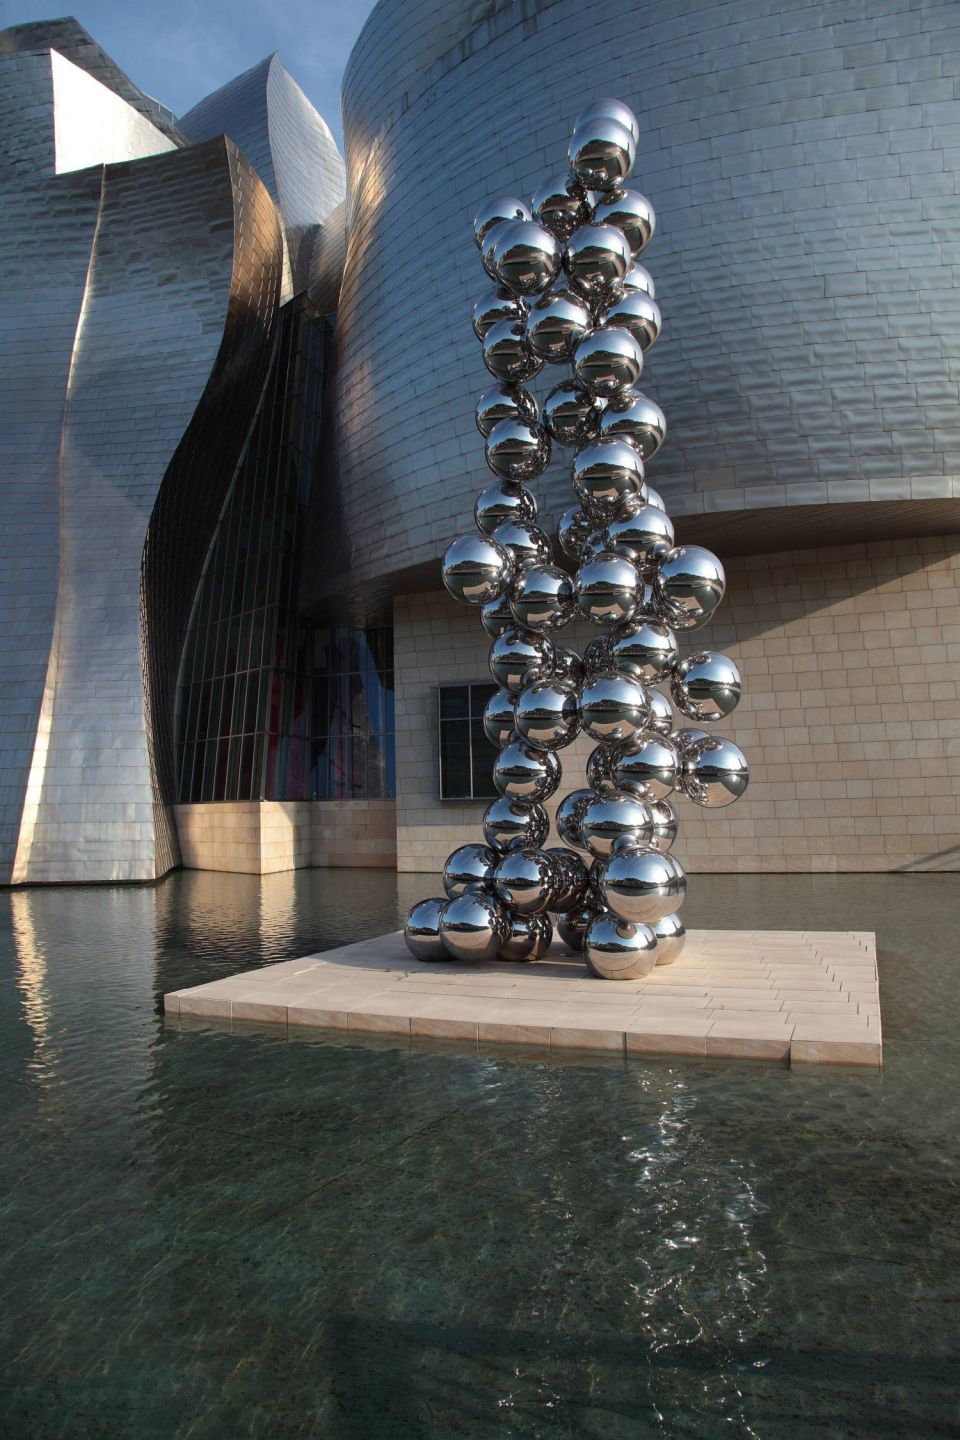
1, 868, 957, 1438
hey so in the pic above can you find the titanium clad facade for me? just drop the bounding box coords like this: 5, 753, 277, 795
311, 0, 960, 613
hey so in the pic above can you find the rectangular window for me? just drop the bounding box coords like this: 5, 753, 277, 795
438, 683, 498, 800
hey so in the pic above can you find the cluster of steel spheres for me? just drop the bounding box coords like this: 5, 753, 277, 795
404, 97, 749, 981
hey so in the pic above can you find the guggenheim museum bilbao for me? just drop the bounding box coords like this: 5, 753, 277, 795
0, 0, 957, 885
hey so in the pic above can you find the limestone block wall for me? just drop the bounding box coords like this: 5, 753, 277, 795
394, 533, 960, 876
311, 801, 397, 869
175, 799, 397, 873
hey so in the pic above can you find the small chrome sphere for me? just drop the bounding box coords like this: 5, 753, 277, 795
593, 189, 656, 257
621, 263, 656, 298
509, 563, 575, 634
480, 592, 514, 639
648, 798, 678, 852
653, 912, 686, 966
553, 646, 584, 687
671, 651, 742, 721
484, 418, 550, 482
584, 912, 657, 980
494, 846, 560, 914
647, 689, 674, 736
681, 736, 749, 808
557, 504, 594, 560
494, 219, 562, 296
568, 115, 636, 192
475, 382, 538, 437
543, 380, 604, 446
600, 290, 662, 351
475, 479, 537, 536
493, 739, 562, 802
515, 677, 580, 750
574, 326, 644, 397
483, 796, 549, 853
440, 892, 510, 962
563, 223, 633, 303
474, 196, 532, 249
526, 287, 592, 363
605, 502, 674, 569
601, 846, 685, 925
670, 725, 711, 759
608, 617, 678, 683
557, 903, 601, 953
579, 790, 654, 858
403, 897, 449, 962
490, 518, 551, 570
472, 285, 523, 340
612, 735, 679, 802
654, 545, 726, 630
583, 635, 612, 676
482, 317, 544, 382
556, 787, 594, 851
580, 526, 611, 558
500, 911, 553, 962
441, 534, 514, 605
546, 847, 590, 913
579, 670, 651, 744
599, 391, 666, 460
443, 843, 498, 898
575, 551, 642, 627
574, 98, 640, 145
483, 685, 518, 747
489, 626, 555, 692
586, 743, 618, 792
645, 484, 666, 511
532, 172, 593, 240
572, 437, 645, 517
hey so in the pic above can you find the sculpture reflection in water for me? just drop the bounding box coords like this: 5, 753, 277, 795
405, 98, 749, 980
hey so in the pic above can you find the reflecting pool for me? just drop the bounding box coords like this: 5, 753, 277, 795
1, 868, 957, 1437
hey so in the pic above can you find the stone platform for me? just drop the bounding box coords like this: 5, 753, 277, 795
164, 929, 881, 1067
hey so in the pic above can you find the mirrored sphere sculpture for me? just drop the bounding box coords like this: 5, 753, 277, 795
442, 534, 514, 604
654, 545, 726, 629
608, 617, 678, 682
482, 796, 549, 853
572, 437, 645, 516
612, 735, 679, 801
403, 898, 449, 962
532, 172, 593, 240
500, 911, 553, 962
493, 739, 562, 801
605, 501, 674, 568
557, 504, 594, 559
592, 188, 656, 256
483, 685, 518, 747
547, 847, 590, 912
574, 326, 644, 397
600, 845, 685, 924
509, 563, 575, 633
493, 219, 562, 296
475, 382, 538, 437
576, 551, 641, 627
601, 290, 662, 351
647, 689, 675, 737
672, 651, 742, 721
515, 678, 581, 749
558, 904, 600, 953
526, 288, 592, 362
474, 196, 532, 249
574, 98, 640, 145
652, 912, 686, 966
564, 223, 633, 302
552, 644, 585, 686
494, 846, 559, 913
681, 736, 750, 808
482, 317, 544, 382
568, 116, 636, 191
475, 479, 538, 535
584, 912, 658, 979
579, 670, 651, 743
490, 518, 552, 569
440, 892, 510, 962
473, 286, 523, 340
543, 380, 603, 445
489, 626, 555, 691
480, 592, 514, 638
599, 390, 666, 458
556, 787, 594, 851
443, 843, 498, 898
648, 799, 678, 852
484, 418, 550, 481
579, 790, 654, 857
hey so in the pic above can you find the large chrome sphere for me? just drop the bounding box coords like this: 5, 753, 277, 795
484, 418, 550, 482
599, 391, 666, 461
482, 796, 549, 853
654, 545, 726, 630
482, 317, 544, 382
532, 172, 593, 240
681, 736, 750, 808
612, 735, 679, 802
648, 689, 674, 736
526, 288, 592, 363
572, 438, 645, 517
509, 563, 575, 634
608, 618, 678, 683
586, 743, 618, 792
623, 262, 656, 296
472, 286, 523, 341
672, 651, 742, 721
403, 897, 449, 962
648, 798, 678, 852
515, 678, 581, 749
475, 479, 538, 536
557, 903, 601, 953
564, 224, 633, 304
575, 551, 642, 627
493, 739, 562, 801
593, 189, 656, 257
441, 534, 514, 604
605, 501, 674, 568
483, 685, 518, 747
494, 219, 562, 296
568, 116, 636, 192
584, 912, 658, 980
546, 847, 590, 912
474, 196, 532, 249
480, 592, 514, 638
574, 327, 644, 397
579, 670, 651, 744
601, 846, 686, 925
440, 892, 510, 962
557, 505, 594, 560
556, 787, 594, 851
442, 843, 498, 898
574, 97, 640, 145
494, 846, 560, 914
500, 911, 553, 962
653, 912, 686, 966
670, 725, 710, 759
601, 290, 662, 351
579, 790, 654, 857
489, 626, 555, 692
543, 380, 603, 446
475, 382, 538, 437
490, 518, 552, 570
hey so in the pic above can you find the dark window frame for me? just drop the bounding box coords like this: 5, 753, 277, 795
437, 681, 498, 801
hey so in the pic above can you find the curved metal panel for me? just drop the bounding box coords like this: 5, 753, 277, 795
314, 0, 960, 611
